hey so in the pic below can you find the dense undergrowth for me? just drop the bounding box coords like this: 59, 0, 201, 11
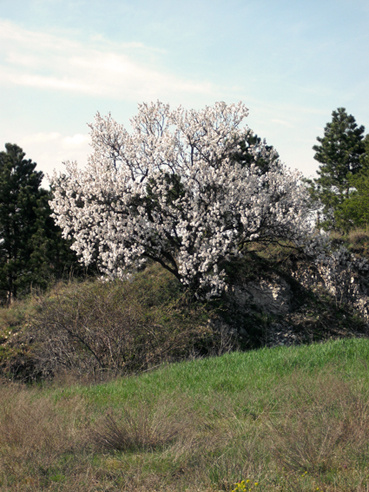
0, 263, 237, 382
1, 228, 369, 382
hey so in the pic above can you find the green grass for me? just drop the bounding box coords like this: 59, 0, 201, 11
1, 224, 368, 489
56, 337, 369, 404
2, 337, 369, 491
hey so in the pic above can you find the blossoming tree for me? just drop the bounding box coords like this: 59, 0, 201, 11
50, 101, 313, 296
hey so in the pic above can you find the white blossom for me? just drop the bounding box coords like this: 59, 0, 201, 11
50, 101, 315, 296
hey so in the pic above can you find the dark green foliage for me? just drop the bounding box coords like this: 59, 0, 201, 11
308, 108, 366, 230
0, 144, 45, 303
0, 143, 83, 304
27, 189, 90, 287
337, 169, 369, 229
232, 130, 280, 174
361, 134, 369, 168
336, 135, 369, 230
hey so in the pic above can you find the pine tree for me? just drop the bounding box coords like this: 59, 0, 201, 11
0, 144, 83, 304
0, 144, 44, 302
310, 108, 366, 230
337, 134, 369, 229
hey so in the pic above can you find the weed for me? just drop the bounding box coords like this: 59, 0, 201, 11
92, 398, 186, 452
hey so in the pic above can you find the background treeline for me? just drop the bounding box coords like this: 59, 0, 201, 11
0, 144, 93, 305
307, 107, 369, 231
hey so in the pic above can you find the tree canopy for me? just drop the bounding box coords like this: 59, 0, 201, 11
309, 108, 366, 230
0, 144, 82, 303
337, 134, 369, 229
51, 101, 315, 297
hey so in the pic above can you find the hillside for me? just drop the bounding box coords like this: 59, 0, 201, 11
1, 338, 369, 490
1, 230, 369, 489
1, 229, 369, 382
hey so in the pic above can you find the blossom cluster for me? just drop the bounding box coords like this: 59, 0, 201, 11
50, 101, 315, 296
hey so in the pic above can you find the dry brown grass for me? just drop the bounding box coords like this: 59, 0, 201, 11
264, 370, 369, 490
347, 227, 369, 257
0, 383, 89, 490
92, 397, 193, 452
2, 354, 369, 490
329, 226, 369, 259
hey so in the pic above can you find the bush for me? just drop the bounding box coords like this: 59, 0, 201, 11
29, 264, 237, 380
347, 227, 369, 258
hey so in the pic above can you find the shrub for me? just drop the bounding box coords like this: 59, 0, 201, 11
92, 398, 187, 452
29, 264, 237, 380
347, 227, 369, 258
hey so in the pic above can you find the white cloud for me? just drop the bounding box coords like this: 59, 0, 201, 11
64, 134, 89, 146
0, 19, 220, 103
21, 132, 62, 145
18, 131, 90, 184
270, 118, 294, 128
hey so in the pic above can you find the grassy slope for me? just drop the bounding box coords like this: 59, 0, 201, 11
60, 337, 369, 405
1, 229, 369, 489
2, 338, 369, 491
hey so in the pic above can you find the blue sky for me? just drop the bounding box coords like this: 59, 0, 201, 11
1, 0, 368, 182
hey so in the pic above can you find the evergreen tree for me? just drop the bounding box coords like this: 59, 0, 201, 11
232, 131, 280, 175
309, 108, 366, 230
29, 189, 91, 287
0, 144, 83, 304
361, 134, 369, 170
0, 144, 43, 302
337, 134, 369, 229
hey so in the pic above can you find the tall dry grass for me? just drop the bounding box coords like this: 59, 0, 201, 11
265, 370, 369, 490
0, 383, 89, 490
2, 346, 369, 490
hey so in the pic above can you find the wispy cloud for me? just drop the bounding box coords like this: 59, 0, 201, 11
270, 118, 294, 128
0, 19, 219, 102
19, 131, 90, 182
